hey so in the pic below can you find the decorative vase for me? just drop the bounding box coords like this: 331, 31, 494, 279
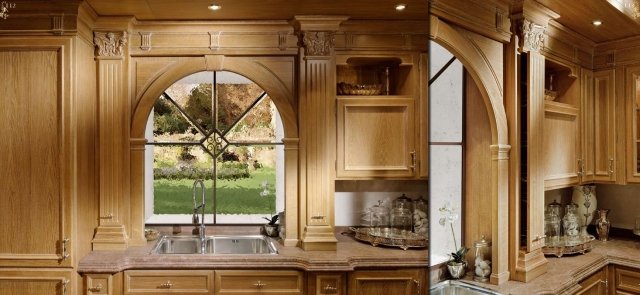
595, 209, 611, 241
446, 261, 467, 279
572, 185, 597, 235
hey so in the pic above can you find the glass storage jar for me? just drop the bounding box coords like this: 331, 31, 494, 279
390, 207, 412, 234
473, 235, 491, 282
563, 203, 579, 243
544, 202, 561, 246
413, 197, 427, 235
393, 194, 414, 211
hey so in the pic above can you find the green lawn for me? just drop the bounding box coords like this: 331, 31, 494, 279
153, 167, 276, 214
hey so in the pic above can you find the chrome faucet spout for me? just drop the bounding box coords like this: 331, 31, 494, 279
192, 179, 206, 253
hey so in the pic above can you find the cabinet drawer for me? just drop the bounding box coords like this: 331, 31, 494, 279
85, 274, 111, 295
215, 270, 303, 294
125, 270, 213, 294
616, 266, 640, 293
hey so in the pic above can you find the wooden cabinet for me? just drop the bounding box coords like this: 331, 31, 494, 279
625, 65, 640, 183
85, 273, 122, 295
335, 53, 424, 179
347, 269, 425, 295
0, 269, 73, 295
336, 96, 415, 178
613, 265, 640, 294
575, 267, 608, 295
124, 270, 213, 295
214, 270, 304, 294
542, 58, 582, 190
0, 38, 75, 268
592, 69, 617, 183
308, 272, 346, 295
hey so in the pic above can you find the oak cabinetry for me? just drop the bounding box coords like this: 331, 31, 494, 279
575, 267, 608, 295
613, 265, 640, 295
124, 270, 213, 295
625, 65, 640, 183
592, 69, 618, 183
85, 273, 122, 295
0, 269, 73, 295
543, 58, 582, 190
347, 269, 425, 295
308, 272, 346, 295
335, 54, 424, 179
214, 270, 304, 294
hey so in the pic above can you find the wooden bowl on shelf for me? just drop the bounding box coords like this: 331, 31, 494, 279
337, 82, 383, 95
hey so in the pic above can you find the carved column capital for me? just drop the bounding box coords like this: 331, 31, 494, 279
518, 19, 546, 53
300, 31, 335, 57
94, 31, 128, 57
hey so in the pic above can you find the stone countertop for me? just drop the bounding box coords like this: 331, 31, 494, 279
461, 238, 640, 295
78, 227, 428, 274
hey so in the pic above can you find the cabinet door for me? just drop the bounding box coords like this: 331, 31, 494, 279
347, 269, 425, 295
308, 272, 346, 295
0, 269, 72, 295
215, 270, 303, 294
626, 65, 640, 183
125, 270, 213, 295
85, 273, 122, 295
543, 101, 581, 189
576, 267, 607, 295
336, 97, 416, 179
614, 265, 640, 294
593, 70, 617, 183
418, 53, 428, 179
581, 68, 595, 183
0, 38, 75, 267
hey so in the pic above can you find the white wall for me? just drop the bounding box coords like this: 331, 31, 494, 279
596, 184, 640, 229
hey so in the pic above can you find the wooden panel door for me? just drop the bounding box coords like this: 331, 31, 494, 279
418, 53, 428, 179
543, 101, 581, 189
347, 269, 424, 295
0, 269, 72, 295
214, 270, 303, 294
0, 38, 75, 267
593, 69, 617, 183
308, 272, 346, 295
125, 270, 213, 295
576, 267, 607, 295
336, 96, 415, 179
625, 65, 640, 183
581, 68, 595, 183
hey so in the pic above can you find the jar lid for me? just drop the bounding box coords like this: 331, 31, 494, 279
474, 235, 491, 248
548, 199, 561, 208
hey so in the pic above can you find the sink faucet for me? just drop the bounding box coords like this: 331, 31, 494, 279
192, 179, 206, 253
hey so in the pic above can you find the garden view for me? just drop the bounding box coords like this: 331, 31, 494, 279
148, 71, 281, 219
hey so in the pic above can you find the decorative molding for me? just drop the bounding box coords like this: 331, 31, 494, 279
139, 32, 152, 51
52, 14, 64, 35
0, 1, 15, 20
519, 19, 546, 53
345, 32, 354, 49
278, 31, 287, 51
94, 31, 128, 57
301, 31, 334, 56
209, 31, 221, 51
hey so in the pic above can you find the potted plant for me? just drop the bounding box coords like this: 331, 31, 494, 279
262, 214, 279, 237
439, 202, 469, 279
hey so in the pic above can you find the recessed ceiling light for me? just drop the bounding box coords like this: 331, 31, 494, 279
592, 20, 602, 26
208, 3, 222, 11
395, 3, 406, 11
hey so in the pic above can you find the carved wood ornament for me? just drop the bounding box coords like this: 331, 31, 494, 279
519, 19, 545, 53
301, 31, 334, 56
94, 32, 128, 57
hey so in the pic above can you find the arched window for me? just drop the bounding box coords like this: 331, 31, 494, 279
143, 71, 284, 224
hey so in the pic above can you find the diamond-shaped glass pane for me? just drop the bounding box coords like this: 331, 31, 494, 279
166, 71, 215, 135
151, 94, 204, 143
225, 96, 281, 143
216, 71, 266, 133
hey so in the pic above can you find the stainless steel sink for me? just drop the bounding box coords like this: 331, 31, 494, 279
430, 280, 503, 295
151, 235, 278, 255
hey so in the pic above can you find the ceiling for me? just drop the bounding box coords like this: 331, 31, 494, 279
537, 0, 640, 43
84, 0, 428, 21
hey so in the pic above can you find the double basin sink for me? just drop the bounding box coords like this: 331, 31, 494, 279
151, 235, 278, 255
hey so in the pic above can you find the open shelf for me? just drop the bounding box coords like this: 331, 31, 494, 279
337, 56, 413, 96
545, 58, 579, 107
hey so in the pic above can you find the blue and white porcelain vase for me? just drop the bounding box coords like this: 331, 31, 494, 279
571, 185, 597, 235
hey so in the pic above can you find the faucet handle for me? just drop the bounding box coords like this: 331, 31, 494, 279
192, 213, 199, 224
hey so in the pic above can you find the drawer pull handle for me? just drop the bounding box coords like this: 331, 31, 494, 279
323, 284, 337, 293
413, 279, 421, 295
159, 281, 173, 289
88, 283, 103, 292
253, 280, 266, 288
60, 238, 70, 261
608, 158, 614, 176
